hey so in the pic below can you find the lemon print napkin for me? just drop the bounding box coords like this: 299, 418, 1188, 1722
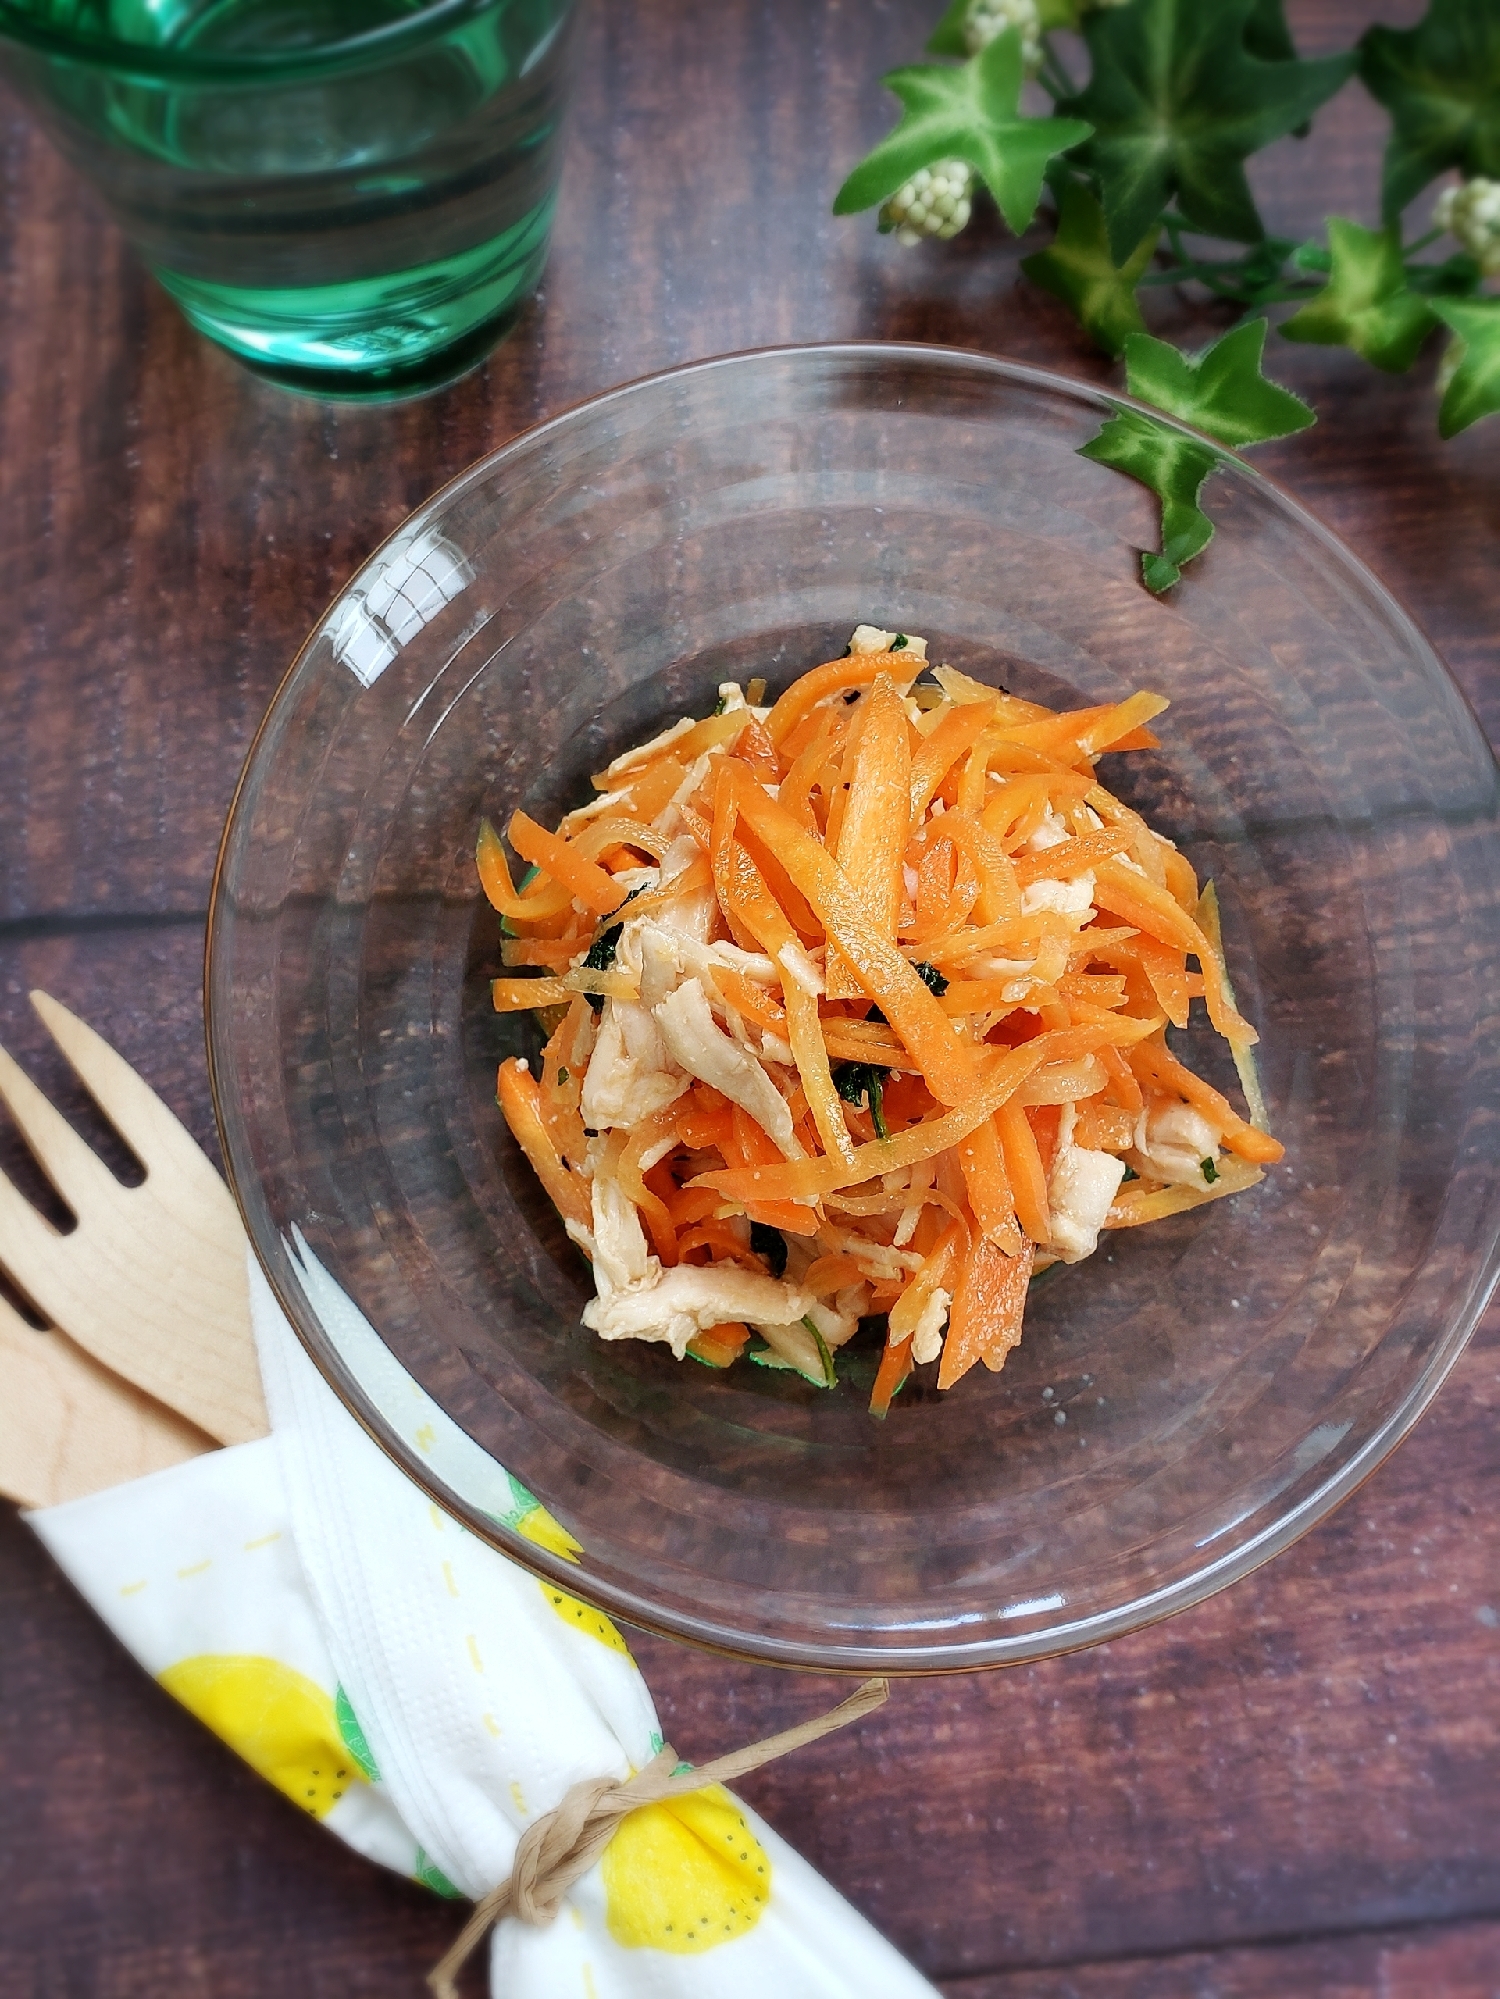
29, 1252, 939, 1999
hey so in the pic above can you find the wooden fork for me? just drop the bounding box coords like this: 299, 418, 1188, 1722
0, 993, 268, 1495
0, 1288, 212, 1508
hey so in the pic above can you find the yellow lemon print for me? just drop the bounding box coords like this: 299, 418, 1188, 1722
157, 1655, 358, 1820
602, 1784, 770, 1953
540, 1580, 633, 1657
516, 1503, 584, 1564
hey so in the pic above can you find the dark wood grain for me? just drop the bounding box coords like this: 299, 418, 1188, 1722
939, 1919, 1500, 1997
2, 0, 1498, 1993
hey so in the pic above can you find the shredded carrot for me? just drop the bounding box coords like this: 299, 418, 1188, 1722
677, 1219, 751, 1263
480, 635, 1283, 1412
492, 975, 573, 1013
508, 810, 628, 916
1011, 828, 1132, 889
868, 1334, 914, 1417
802, 1252, 868, 1293
476, 819, 575, 923
938, 1237, 1034, 1389
724, 765, 982, 1106
996, 1099, 1050, 1245
889, 1218, 967, 1340
496, 1059, 590, 1233
1131, 1037, 1284, 1164
698, 1035, 1060, 1205
688, 1322, 753, 1367
955, 1114, 1022, 1252
909, 699, 997, 828
944, 813, 1022, 926
764, 650, 918, 745
827, 674, 912, 998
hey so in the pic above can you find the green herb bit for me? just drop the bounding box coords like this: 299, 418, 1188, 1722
891, 633, 909, 650
581, 924, 624, 1014
802, 1317, 839, 1388
1121, 1164, 1139, 1182
557, 1067, 569, 1085
581, 886, 648, 976
750, 1221, 788, 1279
1201, 1157, 1219, 1184
833, 1062, 890, 1140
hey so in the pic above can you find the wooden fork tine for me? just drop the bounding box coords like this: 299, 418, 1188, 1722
0, 994, 269, 1447
0, 1288, 213, 1509
29, 992, 199, 1184
0, 1155, 70, 1314
0, 1036, 119, 1215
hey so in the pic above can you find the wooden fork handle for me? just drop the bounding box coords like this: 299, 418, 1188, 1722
0, 1304, 214, 1509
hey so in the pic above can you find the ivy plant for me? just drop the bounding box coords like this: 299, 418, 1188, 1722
1081, 321, 1314, 591
832, 28, 1090, 236
1054, 0, 1353, 259
836, 0, 1500, 590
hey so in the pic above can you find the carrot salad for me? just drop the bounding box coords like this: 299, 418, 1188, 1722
483, 626, 1283, 1414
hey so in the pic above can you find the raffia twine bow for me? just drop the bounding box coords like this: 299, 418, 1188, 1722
427, 1675, 889, 1997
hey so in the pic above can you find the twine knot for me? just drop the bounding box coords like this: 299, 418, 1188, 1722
428, 1676, 889, 1996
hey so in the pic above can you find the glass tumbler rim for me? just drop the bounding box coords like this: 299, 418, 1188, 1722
0, 0, 529, 82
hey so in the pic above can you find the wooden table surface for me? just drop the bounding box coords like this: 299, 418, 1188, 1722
2, 1, 1498, 1992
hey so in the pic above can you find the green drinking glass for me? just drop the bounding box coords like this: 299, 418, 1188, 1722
0, 0, 577, 398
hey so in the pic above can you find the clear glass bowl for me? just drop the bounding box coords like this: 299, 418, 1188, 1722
206, 345, 1500, 1673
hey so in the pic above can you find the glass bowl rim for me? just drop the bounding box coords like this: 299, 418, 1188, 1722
205, 338, 1500, 1674
0, 0, 552, 84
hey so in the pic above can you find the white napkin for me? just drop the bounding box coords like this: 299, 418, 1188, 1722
30, 1251, 939, 1998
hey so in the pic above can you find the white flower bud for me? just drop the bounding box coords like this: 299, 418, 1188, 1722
1436, 176, 1500, 276
878, 160, 977, 244
963, 0, 1042, 73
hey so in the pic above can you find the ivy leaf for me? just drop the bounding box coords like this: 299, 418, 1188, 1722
1243, 0, 1314, 137
926, 0, 971, 59
1079, 322, 1314, 592
1121, 320, 1316, 448
1281, 219, 1437, 372
1243, 0, 1297, 65
1430, 297, 1500, 437
1021, 182, 1157, 356
926, 0, 974, 57
833, 29, 1092, 234
1079, 411, 1221, 593
1057, 0, 1354, 260
1359, 0, 1500, 222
